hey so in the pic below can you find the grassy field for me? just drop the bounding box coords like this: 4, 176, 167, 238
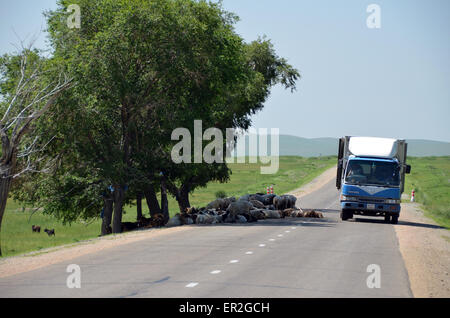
404, 156, 450, 229
1, 156, 336, 257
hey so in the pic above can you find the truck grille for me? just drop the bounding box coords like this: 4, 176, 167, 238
358, 197, 385, 203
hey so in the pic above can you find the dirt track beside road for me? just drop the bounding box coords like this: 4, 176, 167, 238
395, 203, 450, 298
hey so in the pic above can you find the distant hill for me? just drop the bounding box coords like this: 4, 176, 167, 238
235, 135, 450, 157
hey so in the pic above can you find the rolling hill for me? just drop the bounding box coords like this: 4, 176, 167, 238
235, 135, 450, 157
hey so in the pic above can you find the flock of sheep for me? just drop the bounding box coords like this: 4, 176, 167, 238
166, 193, 324, 227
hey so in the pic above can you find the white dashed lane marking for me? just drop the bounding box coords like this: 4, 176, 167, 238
188, 225, 299, 290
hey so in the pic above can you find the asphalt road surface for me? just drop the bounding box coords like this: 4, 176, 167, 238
0, 177, 412, 298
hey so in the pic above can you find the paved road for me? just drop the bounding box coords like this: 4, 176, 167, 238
0, 177, 412, 298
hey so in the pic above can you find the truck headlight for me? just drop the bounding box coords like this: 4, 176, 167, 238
341, 195, 358, 201
385, 199, 400, 204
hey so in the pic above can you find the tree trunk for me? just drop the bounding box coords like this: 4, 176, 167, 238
101, 196, 113, 236
0, 176, 13, 257
112, 186, 125, 234
136, 193, 143, 221
144, 186, 161, 217
177, 184, 191, 213
160, 180, 169, 223
0, 162, 14, 257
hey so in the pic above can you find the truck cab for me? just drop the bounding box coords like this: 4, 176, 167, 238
336, 137, 411, 224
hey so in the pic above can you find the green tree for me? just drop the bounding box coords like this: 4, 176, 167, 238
0, 48, 71, 255
164, 37, 300, 212
15, 0, 300, 234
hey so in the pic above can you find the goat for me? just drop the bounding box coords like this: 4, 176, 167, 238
32, 225, 41, 233
303, 210, 324, 218
121, 222, 139, 233
44, 228, 55, 236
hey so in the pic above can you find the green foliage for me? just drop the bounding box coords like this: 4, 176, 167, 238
215, 190, 227, 199
13, 0, 300, 224
404, 156, 450, 229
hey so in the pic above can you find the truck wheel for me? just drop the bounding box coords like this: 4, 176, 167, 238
391, 215, 399, 224
341, 209, 352, 221
384, 215, 391, 223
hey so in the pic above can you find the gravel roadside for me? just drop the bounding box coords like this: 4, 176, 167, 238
395, 203, 450, 298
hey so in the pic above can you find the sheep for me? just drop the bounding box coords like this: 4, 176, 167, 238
184, 217, 194, 225
32, 225, 41, 233
250, 209, 266, 220
226, 201, 253, 222
236, 215, 248, 223
222, 211, 234, 223
137, 216, 151, 228
273, 195, 297, 210
206, 198, 225, 210
262, 210, 281, 219
186, 207, 199, 215
241, 212, 258, 223
249, 194, 265, 204
212, 214, 224, 224
206, 197, 236, 211
196, 214, 216, 225
282, 208, 295, 218
150, 213, 166, 227
237, 194, 251, 202
285, 195, 298, 209
303, 210, 324, 218
223, 197, 237, 208
121, 222, 139, 232
272, 196, 282, 210
44, 228, 55, 236
262, 194, 277, 206
166, 215, 183, 227
250, 200, 265, 209
281, 208, 300, 217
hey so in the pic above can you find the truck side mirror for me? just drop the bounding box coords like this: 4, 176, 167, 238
405, 165, 411, 174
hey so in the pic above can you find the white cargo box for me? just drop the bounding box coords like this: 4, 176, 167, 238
348, 137, 398, 158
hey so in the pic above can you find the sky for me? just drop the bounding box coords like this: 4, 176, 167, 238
1, 0, 449, 142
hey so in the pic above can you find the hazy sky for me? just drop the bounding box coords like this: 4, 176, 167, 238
1, 0, 449, 141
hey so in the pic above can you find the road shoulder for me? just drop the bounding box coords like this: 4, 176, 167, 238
289, 166, 337, 199
395, 203, 450, 297
0, 226, 191, 278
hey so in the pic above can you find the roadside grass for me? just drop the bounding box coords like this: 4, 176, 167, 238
187, 156, 336, 208
1, 156, 336, 257
404, 156, 450, 229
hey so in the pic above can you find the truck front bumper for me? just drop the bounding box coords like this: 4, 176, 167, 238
340, 201, 400, 215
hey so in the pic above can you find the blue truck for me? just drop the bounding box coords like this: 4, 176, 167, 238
336, 136, 411, 224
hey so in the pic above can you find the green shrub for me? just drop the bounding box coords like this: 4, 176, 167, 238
215, 190, 227, 199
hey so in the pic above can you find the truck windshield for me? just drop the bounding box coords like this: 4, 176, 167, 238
345, 160, 400, 187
